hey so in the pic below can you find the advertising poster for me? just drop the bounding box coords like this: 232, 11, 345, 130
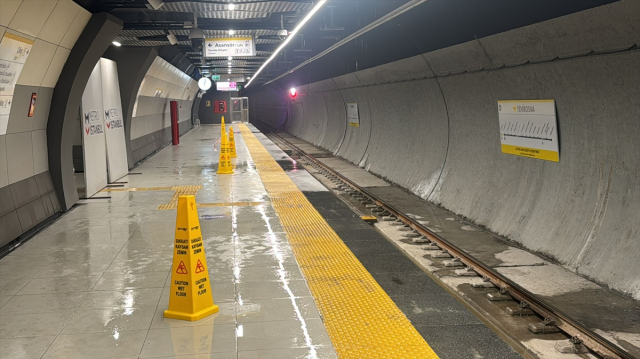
347, 103, 359, 127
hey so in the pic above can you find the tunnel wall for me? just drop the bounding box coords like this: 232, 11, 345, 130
129, 57, 198, 164
0, 0, 91, 246
251, 0, 640, 299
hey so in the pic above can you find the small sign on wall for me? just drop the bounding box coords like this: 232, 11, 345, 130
347, 103, 359, 127
27, 93, 37, 117
206, 100, 211, 107
498, 100, 559, 162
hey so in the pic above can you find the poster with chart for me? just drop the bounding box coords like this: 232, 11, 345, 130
498, 100, 559, 162
0, 33, 33, 134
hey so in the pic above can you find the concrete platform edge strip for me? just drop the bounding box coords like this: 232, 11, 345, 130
238, 124, 439, 359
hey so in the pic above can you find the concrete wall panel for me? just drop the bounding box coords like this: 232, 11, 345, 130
251, 0, 640, 298
0, 136, 7, 188
31, 129, 48, 174
334, 87, 371, 164
37, 0, 81, 45
8, 0, 57, 38
0, 1, 22, 27
17, 38, 56, 86
41, 47, 71, 88
5, 131, 33, 184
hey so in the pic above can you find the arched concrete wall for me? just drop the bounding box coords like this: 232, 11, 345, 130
250, 0, 640, 299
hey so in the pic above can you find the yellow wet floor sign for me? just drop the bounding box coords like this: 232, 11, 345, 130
164, 195, 219, 321
217, 125, 234, 174
229, 127, 237, 158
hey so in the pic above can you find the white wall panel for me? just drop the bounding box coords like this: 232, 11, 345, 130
16, 38, 56, 86
41, 46, 70, 88
31, 129, 47, 174
0, 26, 6, 39
8, 0, 58, 38
100, 58, 128, 182
59, 7, 90, 50
37, 0, 79, 45
0, 135, 7, 187
80, 61, 108, 197
5, 131, 33, 184
0, 0, 22, 27
5, 85, 38, 135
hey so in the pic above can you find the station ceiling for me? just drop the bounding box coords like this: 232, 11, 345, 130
74, 0, 410, 81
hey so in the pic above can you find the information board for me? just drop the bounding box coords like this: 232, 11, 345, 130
347, 103, 359, 127
0, 33, 33, 134
498, 100, 559, 162
204, 37, 256, 57
81, 62, 108, 197
100, 58, 129, 182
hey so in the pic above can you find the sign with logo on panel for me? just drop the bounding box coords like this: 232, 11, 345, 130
0, 32, 34, 134
81, 61, 108, 198
347, 103, 359, 127
204, 37, 256, 57
498, 100, 559, 162
216, 82, 237, 92
100, 58, 129, 182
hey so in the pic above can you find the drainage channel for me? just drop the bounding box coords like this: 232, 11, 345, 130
267, 132, 631, 359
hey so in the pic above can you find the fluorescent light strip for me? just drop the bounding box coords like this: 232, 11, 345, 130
245, 0, 327, 88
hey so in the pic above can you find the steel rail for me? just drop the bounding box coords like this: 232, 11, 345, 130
268, 132, 633, 359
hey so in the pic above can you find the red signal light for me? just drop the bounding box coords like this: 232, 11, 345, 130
289, 88, 297, 98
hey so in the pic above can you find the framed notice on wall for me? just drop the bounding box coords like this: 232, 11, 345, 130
347, 103, 359, 127
498, 100, 559, 162
28, 93, 37, 117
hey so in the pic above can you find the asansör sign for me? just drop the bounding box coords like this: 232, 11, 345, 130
204, 37, 256, 57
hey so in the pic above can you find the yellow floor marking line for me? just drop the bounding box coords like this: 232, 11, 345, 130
100, 186, 173, 192
158, 186, 203, 210
198, 201, 269, 208
238, 124, 439, 359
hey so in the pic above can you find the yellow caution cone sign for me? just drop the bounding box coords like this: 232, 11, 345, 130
164, 195, 219, 321
216, 127, 234, 174
229, 126, 237, 158
220, 116, 226, 139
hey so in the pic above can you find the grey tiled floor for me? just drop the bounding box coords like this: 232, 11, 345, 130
0, 125, 336, 359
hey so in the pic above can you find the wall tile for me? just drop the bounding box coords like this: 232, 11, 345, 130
17, 38, 57, 86
41, 191, 54, 217
59, 8, 90, 49
37, 0, 80, 45
0, 25, 6, 39
0, 135, 7, 188
35, 171, 54, 195
40, 46, 70, 88
8, 0, 58, 38
1, 211, 22, 246
16, 197, 46, 232
32, 129, 48, 174
48, 192, 60, 213
0, 186, 14, 216
5, 85, 38, 134
0, 0, 22, 27
9, 176, 39, 208
5, 131, 34, 184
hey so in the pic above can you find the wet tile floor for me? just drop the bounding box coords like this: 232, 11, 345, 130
0, 125, 337, 359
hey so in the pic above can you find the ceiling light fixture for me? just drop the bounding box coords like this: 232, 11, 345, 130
228, 30, 235, 35
246, 0, 327, 88
228, 3, 236, 11
112, 41, 122, 47
228, 56, 233, 61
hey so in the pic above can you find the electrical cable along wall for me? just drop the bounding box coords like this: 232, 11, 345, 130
250, 0, 640, 299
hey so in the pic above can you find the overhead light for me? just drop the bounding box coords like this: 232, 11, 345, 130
147, 0, 164, 10
228, 56, 233, 61
228, 3, 236, 11
112, 41, 122, 47
246, 0, 327, 88
228, 30, 235, 35
227, 62, 232, 65
166, 32, 178, 45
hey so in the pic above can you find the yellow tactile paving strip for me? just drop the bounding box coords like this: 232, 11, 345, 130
239, 124, 439, 359
157, 185, 203, 210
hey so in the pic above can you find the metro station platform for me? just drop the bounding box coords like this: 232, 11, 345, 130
0, 124, 521, 359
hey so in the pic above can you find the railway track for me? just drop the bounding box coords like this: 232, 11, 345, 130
266, 131, 633, 359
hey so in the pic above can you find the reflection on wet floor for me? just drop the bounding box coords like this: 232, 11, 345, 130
0, 125, 337, 359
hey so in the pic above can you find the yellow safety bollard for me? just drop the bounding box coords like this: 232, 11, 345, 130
164, 195, 219, 321
217, 125, 234, 174
229, 126, 237, 158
